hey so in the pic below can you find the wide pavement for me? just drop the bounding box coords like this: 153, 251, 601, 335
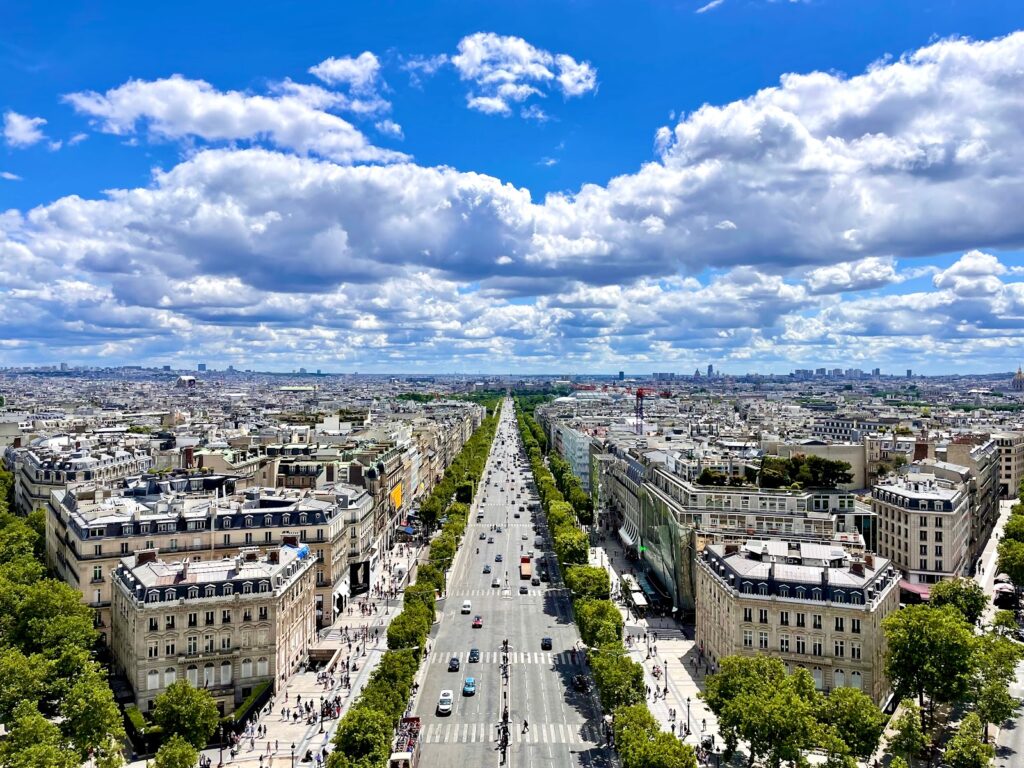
413, 398, 613, 768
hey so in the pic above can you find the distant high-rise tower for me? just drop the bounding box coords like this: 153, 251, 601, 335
618, 370, 625, 381
872, 367, 881, 377
906, 369, 913, 378
197, 363, 207, 372
707, 364, 714, 378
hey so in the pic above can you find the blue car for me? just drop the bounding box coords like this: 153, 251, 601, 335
463, 677, 477, 696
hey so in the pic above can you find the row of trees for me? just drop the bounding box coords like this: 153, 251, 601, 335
548, 453, 594, 524
879, 584, 1021, 765
996, 477, 1024, 590
514, 402, 695, 767
327, 403, 500, 768
703, 656, 884, 767
0, 467, 127, 768
415, 399, 500, 530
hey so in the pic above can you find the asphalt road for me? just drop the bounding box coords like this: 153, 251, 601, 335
995, 661, 1024, 767
413, 398, 613, 768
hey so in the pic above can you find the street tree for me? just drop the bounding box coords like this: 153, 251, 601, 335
883, 605, 976, 716
0, 700, 79, 768
944, 713, 994, 768
554, 526, 589, 566
0, 647, 49, 724
887, 699, 927, 766
1001, 514, 1024, 544
590, 645, 645, 711
331, 706, 393, 766
565, 565, 612, 600
153, 735, 199, 768
819, 687, 886, 759
152, 680, 220, 749
996, 538, 1024, 591
990, 609, 1017, 637
969, 631, 1024, 739
930, 578, 988, 625
386, 604, 430, 654
60, 661, 126, 759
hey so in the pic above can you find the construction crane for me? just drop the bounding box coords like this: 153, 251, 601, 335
635, 388, 645, 434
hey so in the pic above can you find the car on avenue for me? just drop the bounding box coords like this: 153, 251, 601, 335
541, 637, 553, 651
469, 648, 480, 663
448, 657, 460, 672
437, 690, 454, 715
463, 677, 477, 696
473, 615, 483, 628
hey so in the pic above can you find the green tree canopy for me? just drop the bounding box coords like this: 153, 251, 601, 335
944, 713, 994, 768
154, 734, 199, 768
819, 687, 886, 759
997, 537, 1024, 588
152, 680, 220, 749
930, 578, 988, 625
331, 707, 394, 767
575, 598, 623, 647
60, 661, 126, 759
590, 645, 645, 711
887, 699, 927, 765
565, 565, 612, 601
0, 647, 49, 724
883, 605, 976, 712
553, 526, 589, 566
0, 700, 79, 768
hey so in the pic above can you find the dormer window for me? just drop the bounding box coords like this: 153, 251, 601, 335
811, 587, 822, 600
264, 515, 272, 527
742, 581, 753, 594
259, 581, 270, 593
299, 514, 308, 525
188, 587, 199, 599
224, 584, 233, 596
147, 590, 159, 603
245, 516, 253, 528
223, 518, 231, 529
164, 589, 176, 601
205, 585, 216, 597
281, 514, 290, 526
243, 582, 253, 594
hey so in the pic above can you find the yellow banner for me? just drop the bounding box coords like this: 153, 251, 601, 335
390, 483, 403, 509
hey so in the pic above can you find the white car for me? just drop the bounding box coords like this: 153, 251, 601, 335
437, 689, 454, 715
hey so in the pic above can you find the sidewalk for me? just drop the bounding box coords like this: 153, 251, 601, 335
587, 528, 721, 755
974, 499, 1015, 626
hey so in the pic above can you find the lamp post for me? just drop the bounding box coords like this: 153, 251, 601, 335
686, 696, 691, 735
291, 743, 296, 768
218, 723, 224, 768
714, 746, 721, 768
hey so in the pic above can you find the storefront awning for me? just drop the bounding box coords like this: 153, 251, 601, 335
899, 579, 931, 600
630, 591, 649, 607
398, 525, 415, 535
618, 527, 636, 548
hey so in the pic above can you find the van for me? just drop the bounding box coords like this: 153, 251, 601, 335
461, 600, 472, 614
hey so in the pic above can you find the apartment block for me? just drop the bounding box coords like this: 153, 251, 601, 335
872, 473, 970, 589
695, 540, 899, 704
110, 545, 316, 713
992, 431, 1024, 499
48, 478, 373, 633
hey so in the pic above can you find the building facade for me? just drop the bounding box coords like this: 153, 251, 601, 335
695, 540, 899, 704
110, 544, 316, 713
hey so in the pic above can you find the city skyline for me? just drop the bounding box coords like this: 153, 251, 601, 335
3, 2, 1024, 373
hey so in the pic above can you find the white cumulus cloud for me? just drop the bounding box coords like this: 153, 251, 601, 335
3, 111, 48, 148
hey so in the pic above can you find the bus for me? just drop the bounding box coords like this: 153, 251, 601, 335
519, 555, 532, 580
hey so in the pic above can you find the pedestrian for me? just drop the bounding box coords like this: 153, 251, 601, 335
522, 720, 529, 733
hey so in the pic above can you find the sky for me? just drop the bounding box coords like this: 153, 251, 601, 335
2, 1, 1024, 375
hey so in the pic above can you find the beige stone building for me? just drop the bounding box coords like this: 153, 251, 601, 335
695, 540, 899, 704
48, 477, 373, 634
872, 473, 970, 589
992, 431, 1024, 499
110, 544, 316, 713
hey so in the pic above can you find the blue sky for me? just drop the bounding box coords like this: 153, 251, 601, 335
2, 1, 1024, 373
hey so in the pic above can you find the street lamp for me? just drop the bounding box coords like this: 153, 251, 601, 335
291, 743, 296, 768
714, 746, 721, 768
686, 696, 691, 734
218, 723, 224, 768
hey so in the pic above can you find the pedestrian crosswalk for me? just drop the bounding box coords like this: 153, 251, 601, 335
431, 650, 582, 666
420, 720, 602, 745
454, 588, 550, 596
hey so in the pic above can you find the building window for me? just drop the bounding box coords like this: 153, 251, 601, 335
147, 670, 160, 690
780, 635, 790, 653
258, 607, 268, 621
224, 584, 233, 596
259, 581, 270, 593
204, 635, 214, 653
187, 636, 198, 654
241, 658, 253, 678
780, 611, 789, 626
257, 657, 269, 676
205, 611, 215, 626
758, 583, 768, 596
834, 669, 846, 688
850, 671, 863, 690
759, 631, 769, 650
245, 516, 253, 528
779, 585, 789, 598
812, 615, 822, 630
188, 613, 198, 628
796, 637, 806, 655
220, 661, 232, 685
221, 634, 231, 650
205, 586, 216, 598
796, 613, 806, 628
223, 534, 231, 546
812, 640, 823, 657
165, 667, 176, 686
743, 608, 752, 622
165, 641, 176, 656
243, 609, 253, 622
835, 640, 845, 658
149, 617, 159, 632
852, 619, 861, 634
243, 582, 253, 594
812, 667, 823, 690
121, 542, 129, 554
834, 617, 844, 632
148, 641, 159, 659
147, 591, 159, 603
165, 615, 175, 630
203, 663, 214, 687
758, 609, 768, 624
851, 643, 861, 660
742, 582, 753, 594
934, 517, 943, 527
187, 665, 198, 686
222, 610, 231, 624
743, 630, 753, 648
223, 518, 231, 529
